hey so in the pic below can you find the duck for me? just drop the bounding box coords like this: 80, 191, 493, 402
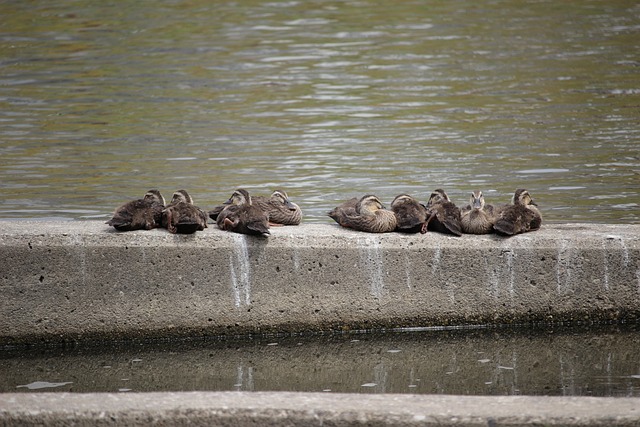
216, 188, 270, 236
256, 189, 304, 226
493, 189, 542, 236
254, 190, 302, 226
425, 189, 462, 236
211, 189, 301, 226
106, 189, 165, 231
390, 194, 430, 234
327, 197, 359, 226
460, 191, 496, 234
328, 194, 397, 233
162, 189, 208, 234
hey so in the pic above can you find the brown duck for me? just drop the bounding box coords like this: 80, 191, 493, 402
254, 190, 302, 225
425, 189, 462, 236
217, 188, 270, 236
162, 189, 208, 234
460, 190, 496, 234
390, 194, 430, 234
209, 189, 301, 226
327, 197, 359, 226
328, 194, 397, 233
493, 189, 542, 236
106, 189, 165, 231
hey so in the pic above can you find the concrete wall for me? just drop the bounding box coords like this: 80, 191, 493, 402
2, 221, 640, 426
1, 221, 639, 345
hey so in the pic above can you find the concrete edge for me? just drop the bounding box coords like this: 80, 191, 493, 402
1, 221, 640, 346
1, 391, 639, 426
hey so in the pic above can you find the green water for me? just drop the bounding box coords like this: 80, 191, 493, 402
0, 0, 638, 223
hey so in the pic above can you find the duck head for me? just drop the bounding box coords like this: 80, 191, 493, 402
225, 188, 252, 206
391, 194, 415, 209
144, 189, 166, 206
512, 189, 537, 207
356, 194, 385, 215
427, 188, 450, 207
271, 189, 297, 210
170, 189, 194, 205
470, 191, 485, 210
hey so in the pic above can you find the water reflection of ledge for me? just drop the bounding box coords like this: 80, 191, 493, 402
2, 326, 639, 396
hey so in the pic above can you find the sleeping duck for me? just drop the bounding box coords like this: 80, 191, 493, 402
106, 189, 165, 231
425, 189, 462, 236
329, 194, 397, 233
217, 188, 270, 236
460, 190, 496, 234
209, 189, 301, 226
254, 190, 302, 226
162, 189, 208, 234
390, 194, 430, 234
493, 189, 542, 236
327, 197, 359, 226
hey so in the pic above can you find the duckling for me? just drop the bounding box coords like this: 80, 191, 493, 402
425, 189, 462, 236
493, 189, 542, 236
390, 194, 430, 234
254, 190, 302, 226
217, 188, 270, 236
162, 190, 208, 234
106, 189, 165, 231
329, 194, 397, 233
327, 197, 359, 226
460, 191, 496, 234
211, 189, 302, 226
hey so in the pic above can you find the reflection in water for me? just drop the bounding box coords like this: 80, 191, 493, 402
0, 1, 638, 223
2, 326, 640, 396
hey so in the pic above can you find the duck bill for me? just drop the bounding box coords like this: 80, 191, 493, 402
285, 200, 297, 210
472, 199, 483, 209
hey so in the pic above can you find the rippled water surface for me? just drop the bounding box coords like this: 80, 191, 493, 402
1, 0, 639, 223
2, 326, 640, 396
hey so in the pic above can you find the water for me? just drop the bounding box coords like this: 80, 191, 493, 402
2, 325, 640, 396
0, 0, 638, 223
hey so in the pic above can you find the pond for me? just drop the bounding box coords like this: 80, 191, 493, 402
0, 0, 639, 224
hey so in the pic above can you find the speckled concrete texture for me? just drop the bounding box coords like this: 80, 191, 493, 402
1, 221, 639, 345
1, 392, 639, 426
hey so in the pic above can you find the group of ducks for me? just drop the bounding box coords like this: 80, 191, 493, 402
106, 189, 302, 235
106, 187, 541, 237
328, 188, 542, 236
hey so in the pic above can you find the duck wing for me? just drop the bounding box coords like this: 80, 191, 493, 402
340, 209, 397, 233
427, 202, 462, 236
239, 205, 270, 235
171, 205, 208, 234
393, 203, 429, 233
107, 199, 159, 231
256, 196, 302, 225
328, 198, 359, 226
494, 205, 541, 235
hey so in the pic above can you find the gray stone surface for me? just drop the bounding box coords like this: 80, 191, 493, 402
1, 391, 639, 426
1, 221, 639, 345
2, 221, 640, 426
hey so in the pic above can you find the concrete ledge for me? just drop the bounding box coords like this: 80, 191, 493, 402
1, 221, 639, 345
1, 391, 640, 426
